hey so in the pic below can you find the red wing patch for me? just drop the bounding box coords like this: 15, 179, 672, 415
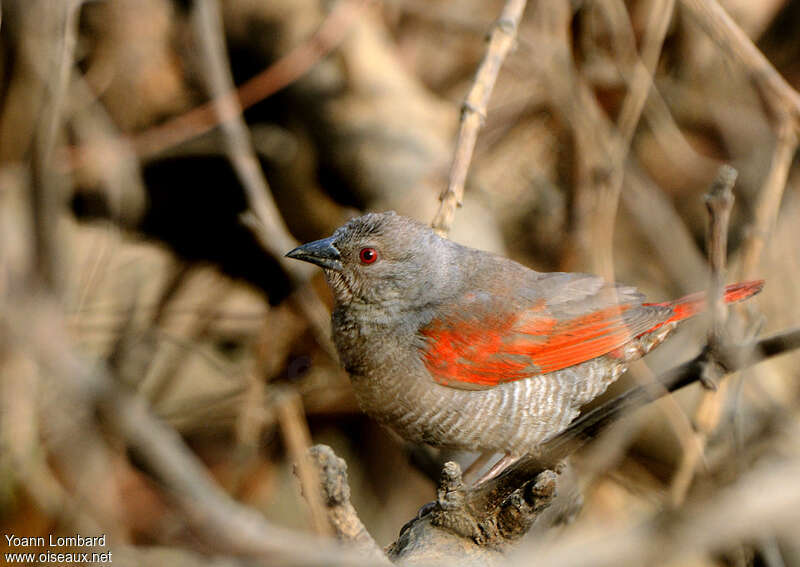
420, 280, 764, 390
420, 303, 660, 389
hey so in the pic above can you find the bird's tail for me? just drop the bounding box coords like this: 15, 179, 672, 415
643, 279, 764, 326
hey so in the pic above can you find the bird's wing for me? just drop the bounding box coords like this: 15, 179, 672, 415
419, 273, 674, 390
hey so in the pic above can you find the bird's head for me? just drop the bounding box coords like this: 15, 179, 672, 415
286, 212, 453, 307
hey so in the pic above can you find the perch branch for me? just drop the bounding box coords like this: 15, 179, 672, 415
431, 0, 528, 236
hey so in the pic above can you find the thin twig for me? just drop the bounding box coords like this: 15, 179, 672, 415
431, 0, 528, 236
668, 164, 737, 506
591, 0, 675, 280
30, 0, 83, 291
704, 165, 737, 348
191, 0, 299, 265
679, 0, 800, 126
276, 390, 332, 537
740, 119, 798, 280
191, 0, 336, 357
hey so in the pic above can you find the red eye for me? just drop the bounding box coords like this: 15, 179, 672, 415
359, 247, 378, 264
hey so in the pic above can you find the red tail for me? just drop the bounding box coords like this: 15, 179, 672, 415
643, 280, 764, 327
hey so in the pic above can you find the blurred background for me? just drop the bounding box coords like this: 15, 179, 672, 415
1, 0, 799, 564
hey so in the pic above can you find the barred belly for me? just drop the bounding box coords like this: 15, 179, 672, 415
352, 355, 628, 454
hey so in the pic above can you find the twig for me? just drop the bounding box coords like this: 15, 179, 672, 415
467, 325, 800, 513
703, 165, 737, 347
679, 0, 800, 126
191, 0, 336, 357
431, 0, 528, 237
305, 445, 389, 563
191, 0, 298, 266
30, 0, 83, 291
668, 164, 737, 506
276, 390, 331, 536
591, 0, 675, 280
132, 0, 367, 160
739, 119, 798, 280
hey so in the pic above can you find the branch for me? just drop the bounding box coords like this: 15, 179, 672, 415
190, 0, 300, 269
668, 164, 737, 505
703, 165, 737, 356
431, 0, 528, 237
132, 0, 368, 160
739, 119, 798, 280
191, 0, 336, 357
679, 0, 800, 126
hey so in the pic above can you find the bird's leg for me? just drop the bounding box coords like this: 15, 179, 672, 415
473, 453, 521, 486
462, 451, 495, 483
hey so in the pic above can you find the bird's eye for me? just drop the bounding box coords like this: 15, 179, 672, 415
359, 247, 378, 264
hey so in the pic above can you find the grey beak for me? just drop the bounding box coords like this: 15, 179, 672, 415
285, 236, 342, 271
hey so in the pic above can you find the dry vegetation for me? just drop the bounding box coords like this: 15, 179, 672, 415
1, 0, 800, 565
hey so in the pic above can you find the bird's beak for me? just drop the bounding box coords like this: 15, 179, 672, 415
285, 236, 342, 271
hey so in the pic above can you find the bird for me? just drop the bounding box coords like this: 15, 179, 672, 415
286, 212, 763, 477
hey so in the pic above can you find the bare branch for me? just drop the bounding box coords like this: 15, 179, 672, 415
668, 164, 737, 506
431, 0, 528, 237
679, 0, 800, 125
191, 0, 336, 356
704, 165, 737, 347
740, 120, 798, 280
190, 0, 299, 268
133, 0, 368, 160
